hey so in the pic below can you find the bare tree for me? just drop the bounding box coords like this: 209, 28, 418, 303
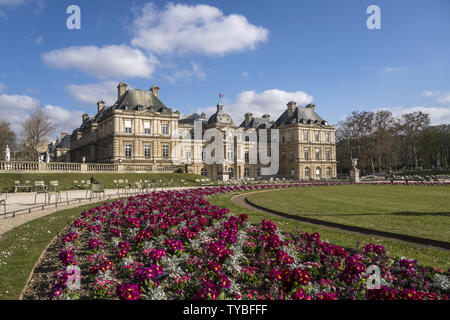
21, 106, 55, 161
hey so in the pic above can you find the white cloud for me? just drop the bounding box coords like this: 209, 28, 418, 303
0, 83, 6, 93
42, 45, 159, 79
198, 89, 314, 124
436, 92, 450, 104
66, 81, 119, 106
382, 106, 450, 126
44, 104, 83, 135
421, 89, 450, 104
422, 89, 439, 97
0, 93, 40, 111
0, 92, 83, 136
131, 3, 269, 56
163, 61, 206, 83
241, 72, 249, 79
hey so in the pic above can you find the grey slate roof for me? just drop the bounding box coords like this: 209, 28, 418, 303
239, 117, 272, 129
273, 105, 328, 127
178, 113, 207, 125
55, 135, 71, 149
208, 103, 233, 125
72, 88, 174, 134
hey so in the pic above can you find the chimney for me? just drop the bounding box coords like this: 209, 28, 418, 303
306, 104, 316, 112
150, 85, 160, 98
287, 101, 297, 116
245, 112, 253, 125
117, 82, 128, 100
82, 113, 89, 122
97, 100, 105, 114
61, 132, 67, 139
262, 114, 270, 122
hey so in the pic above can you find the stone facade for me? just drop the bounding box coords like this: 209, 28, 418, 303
69, 83, 337, 180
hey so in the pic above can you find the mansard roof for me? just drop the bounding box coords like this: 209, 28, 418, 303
239, 117, 272, 129
178, 113, 207, 125
55, 134, 71, 149
273, 105, 328, 127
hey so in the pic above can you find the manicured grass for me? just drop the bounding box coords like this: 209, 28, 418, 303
209, 191, 450, 270
247, 185, 450, 242
0, 201, 107, 300
0, 172, 206, 192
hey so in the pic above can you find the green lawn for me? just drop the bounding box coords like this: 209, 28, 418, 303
209, 190, 450, 270
0, 172, 206, 192
246, 185, 450, 242
0, 201, 108, 300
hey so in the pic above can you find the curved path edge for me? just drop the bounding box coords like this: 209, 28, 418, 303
231, 190, 450, 251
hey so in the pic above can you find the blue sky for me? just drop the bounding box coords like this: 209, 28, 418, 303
0, 0, 449, 137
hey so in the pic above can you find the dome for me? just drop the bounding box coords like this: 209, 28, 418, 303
208, 103, 233, 125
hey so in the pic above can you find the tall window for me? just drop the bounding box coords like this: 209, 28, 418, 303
290, 150, 294, 161
245, 151, 249, 162
326, 167, 332, 178
282, 136, 285, 143
125, 120, 132, 133
303, 131, 309, 141
162, 123, 168, 135
144, 122, 151, 134
315, 131, 319, 142
290, 133, 294, 141
326, 132, 330, 143
290, 169, 295, 176
326, 149, 331, 161
244, 168, 250, 177
305, 167, 310, 178
201, 168, 207, 177
227, 147, 233, 161
125, 144, 132, 158
304, 148, 310, 160
202, 148, 206, 161
185, 148, 191, 162
315, 148, 320, 160
282, 152, 286, 161
144, 144, 151, 158
162, 145, 169, 158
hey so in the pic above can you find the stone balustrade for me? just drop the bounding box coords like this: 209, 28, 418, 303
0, 161, 185, 174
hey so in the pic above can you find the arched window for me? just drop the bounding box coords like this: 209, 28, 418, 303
201, 168, 207, 177
305, 167, 310, 178
244, 168, 250, 177
228, 167, 233, 179
326, 167, 332, 178
316, 167, 321, 178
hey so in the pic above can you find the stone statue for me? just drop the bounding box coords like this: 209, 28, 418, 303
4, 145, 10, 162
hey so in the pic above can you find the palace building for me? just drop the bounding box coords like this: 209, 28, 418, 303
69, 83, 337, 180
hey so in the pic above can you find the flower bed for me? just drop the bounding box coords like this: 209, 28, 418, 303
45, 183, 449, 300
